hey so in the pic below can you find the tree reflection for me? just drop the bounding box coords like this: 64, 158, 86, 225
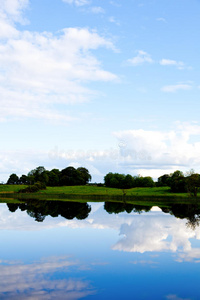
104, 201, 200, 230
161, 204, 200, 230
6, 200, 200, 229
104, 202, 152, 214
7, 201, 91, 222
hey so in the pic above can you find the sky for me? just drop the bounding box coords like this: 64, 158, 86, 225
1, 0, 200, 182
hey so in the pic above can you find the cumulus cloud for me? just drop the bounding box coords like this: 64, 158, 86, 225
0, 1, 117, 122
127, 50, 153, 66
0, 0, 29, 24
161, 84, 192, 92
113, 123, 200, 173
2, 122, 200, 182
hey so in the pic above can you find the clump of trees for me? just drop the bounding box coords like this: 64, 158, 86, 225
6, 166, 92, 187
157, 170, 200, 197
104, 172, 155, 189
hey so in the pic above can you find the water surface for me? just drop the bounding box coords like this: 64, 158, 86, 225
0, 200, 200, 299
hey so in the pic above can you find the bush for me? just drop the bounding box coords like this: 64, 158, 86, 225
18, 181, 46, 193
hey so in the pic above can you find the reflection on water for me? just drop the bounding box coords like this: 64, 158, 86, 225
5, 200, 200, 230
0, 256, 95, 300
7, 201, 91, 222
1, 200, 200, 299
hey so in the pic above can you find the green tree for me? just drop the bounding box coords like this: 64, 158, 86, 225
186, 173, 200, 197
77, 167, 92, 184
7, 173, 19, 184
168, 170, 186, 193
19, 175, 29, 184
157, 174, 170, 186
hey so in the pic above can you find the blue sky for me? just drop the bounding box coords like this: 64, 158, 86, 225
1, 0, 200, 182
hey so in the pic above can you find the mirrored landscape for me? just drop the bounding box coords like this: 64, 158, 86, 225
1, 200, 200, 299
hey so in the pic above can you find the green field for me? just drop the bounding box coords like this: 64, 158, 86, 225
0, 184, 180, 196
0, 184, 198, 199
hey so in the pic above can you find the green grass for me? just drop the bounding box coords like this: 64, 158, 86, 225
0, 185, 199, 206
0, 185, 27, 193
0, 184, 193, 197
0, 184, 197, 199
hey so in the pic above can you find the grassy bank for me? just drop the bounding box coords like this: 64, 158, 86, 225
0, 184, 187, 196
0, 184, 199, 202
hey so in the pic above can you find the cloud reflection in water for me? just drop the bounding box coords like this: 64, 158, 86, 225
0, 256, 95, 299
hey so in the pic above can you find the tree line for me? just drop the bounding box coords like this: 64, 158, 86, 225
6, 167, 200, 196
7, 166, 91, 187
104, 170, 200, 196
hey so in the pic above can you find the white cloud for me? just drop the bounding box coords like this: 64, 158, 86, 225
127, 50, 153, 66
160, 59, 185, 69
2, 122, 200, 182
0, 0, 29, 24
62, 0, 90, 6
0, 4, 117, 122
161, 84, 192, 92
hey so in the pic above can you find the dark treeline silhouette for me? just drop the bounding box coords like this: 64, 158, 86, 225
7, 200, 91, 222
7, 166, 91, 187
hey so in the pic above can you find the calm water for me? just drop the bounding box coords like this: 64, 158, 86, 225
0, 200, 200, 299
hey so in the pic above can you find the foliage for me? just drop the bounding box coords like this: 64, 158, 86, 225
104, 172, 155, 189
6, 166, 92, 187
157, 170, 200, 196
7, 174, 19, 185
18, 182, 46, 193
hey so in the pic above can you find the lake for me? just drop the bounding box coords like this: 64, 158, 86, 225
0, 200, 200, 299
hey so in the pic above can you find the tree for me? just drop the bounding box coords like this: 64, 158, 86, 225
157, 174, 170, 186
7, 173, 19, 185
59, 166, 91, 186
19, 175, 29, 184
77, 167, 92, 185
123, 174, 134, 189
141, 176, 155, 187
46, 169, 60, 186
27, 166, 48, 185
186, 173, 200, 197
60, 166, 78, 186
168, 170, 186, 193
